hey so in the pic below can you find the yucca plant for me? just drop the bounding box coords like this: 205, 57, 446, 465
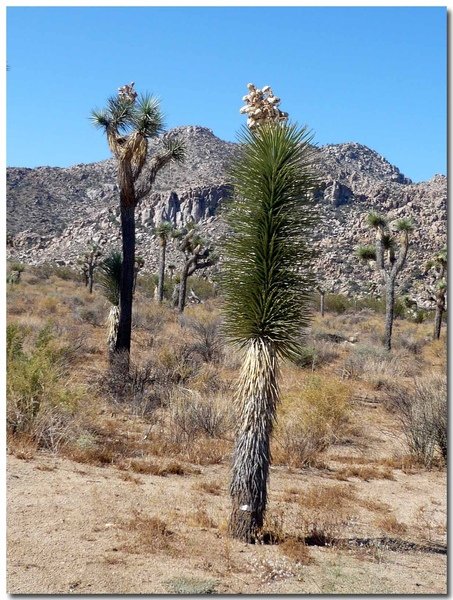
221, 85, 316, 542
358, 213, 414, 351
91, 83, 184, 363
98, 250, 122, 358
425, 247, 447, 340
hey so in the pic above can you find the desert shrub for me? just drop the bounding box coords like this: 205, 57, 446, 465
274, 376, 351, 467
132, 303, 167, 333
168, 389, 231, 442
7, 262, 25, 284
324, 294, 351, 314
341, 344, 415, 388
180, 314, 224, 363
187, 275, 217, 300
30, 263, 81, 282
7, 323, 86, 451
165, 577, 218, 595
77, 305, 103, 326
396, 333, 426, 355
387, 373, 447, 467
154, 337, 202, 384
99, 352, 165, 417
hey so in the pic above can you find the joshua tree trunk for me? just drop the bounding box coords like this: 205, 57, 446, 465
88, 267, 94, 294
178, 261, 191, 313
107, 305, 120, 359
115, 199, 136, 355
157, 240, 167, 303
434, 295, 445, 340
384, 276, 395, 351
229, 339, 279, 543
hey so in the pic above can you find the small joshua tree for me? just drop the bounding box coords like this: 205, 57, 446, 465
91, 82, 184, 363
358, 212, 413, 351
78, 243, 102, 294
425, 247, 447, 340
222, 84, 316, 542
98, 250, 122, 360
173, 225, 216, 313
155, 221, 174, 303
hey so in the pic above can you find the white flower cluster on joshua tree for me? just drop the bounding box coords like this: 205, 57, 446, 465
118, 81, 138, 102
239, 83, 288, 129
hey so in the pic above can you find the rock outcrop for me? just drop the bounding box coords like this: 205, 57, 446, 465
7, 126, 446, 308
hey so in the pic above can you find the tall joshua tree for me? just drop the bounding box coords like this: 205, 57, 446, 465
91, 82, 184, 362
222, 84, 316, 543
155, 221, 173, 303
174, 225, 216, 313
98, 250, 122, 359
425, 247, 447, 340
358, 212, 413, 351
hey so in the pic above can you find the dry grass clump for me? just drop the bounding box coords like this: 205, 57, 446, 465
186, 506, 218, 529
295, 484, 358, 545
375, 515, 408, 536
386, 372, 447, 467
279, 537, 314, 565
193, 480, 223, 495
334, 465, 395, 482
119, 511, 175, 555
274, 375, 351, 467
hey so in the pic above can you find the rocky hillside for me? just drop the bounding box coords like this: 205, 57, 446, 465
7, 126, 447, 307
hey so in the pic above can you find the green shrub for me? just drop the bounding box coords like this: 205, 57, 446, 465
324, 294, 351, 314
187, 276, 217, 300
7, 323, 85, 450
30, 263, 82, 282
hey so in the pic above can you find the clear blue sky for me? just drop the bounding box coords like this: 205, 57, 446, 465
6, 6, 446, 182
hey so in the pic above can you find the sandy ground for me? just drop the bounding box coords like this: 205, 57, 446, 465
7, 446, 446, 595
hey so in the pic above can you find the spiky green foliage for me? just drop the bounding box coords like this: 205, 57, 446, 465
393, 217, 414, 233
221, 123, 316, 361
98, 251, 122, 306
357, 245, 377, 261
367, 212, 387, 229
155, 221, 174, 241
131, 94, 164, 137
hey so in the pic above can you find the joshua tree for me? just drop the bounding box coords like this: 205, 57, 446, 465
221, 84, 316, 543
358, 212, 413, 351
91, 82, 184, 363
174, 225, 216, 313
78, 243, 102, 293
425, 247, 447, 340
155, 221, 174, 303
98, 250, 122, 359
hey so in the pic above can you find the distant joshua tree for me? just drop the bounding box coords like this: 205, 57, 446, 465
173, 225, 216, 313
222, 84, 316, 543
91, 82, 184, 364
425, 247, 447, 340
78, 243, 102, 294
358, 212, 413, 351
155, 221, 174, 303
